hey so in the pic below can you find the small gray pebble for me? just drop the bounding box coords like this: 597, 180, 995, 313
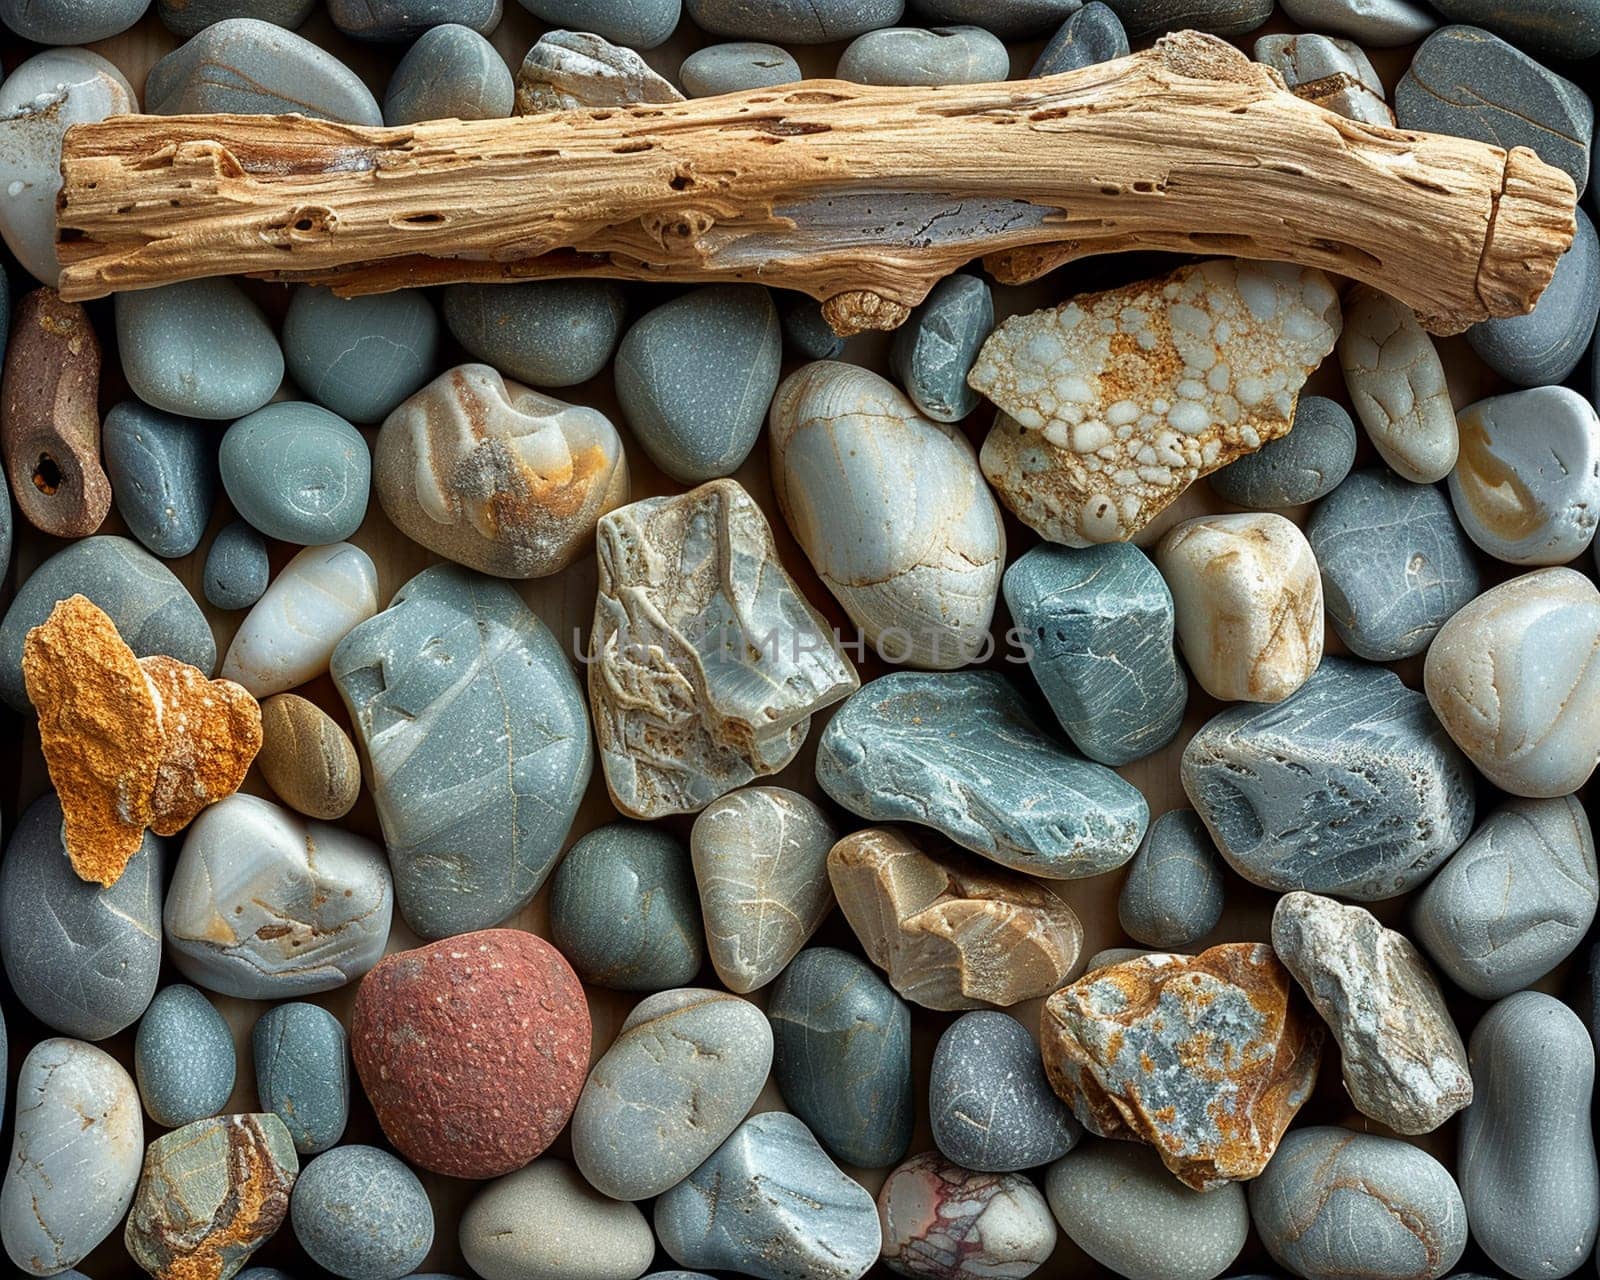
156, 0, 315, 37
0, 0, 150, 43
1469, 207, 1599, 387
133, 984, 236, 1128
780, 294, 846, 360
837, 26, 1011, 86
329, 0, 499, 41
384, 25, 515, 125
889, 273, 992, 422
220, 402, 371, 545
1103, 0, 1270, 37
1030, 2, 1127, 76
443, 281, 627, 388
681, 42, 802, 96
103, 400, 217, 559
1431, 0, 1600, 60
291, 1146, 433, 1280
685, 0, 904, 43
283, 287, 440, 424
1209, 396, 1358, 509
1278, 0, 1436, 43
515, 0, 681, 47
909, 0, 1079, 37
204, 520, 270, 612
1117, 809, 1225, 950
253, 1002, 351, 1155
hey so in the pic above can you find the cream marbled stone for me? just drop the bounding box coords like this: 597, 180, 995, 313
515, 29, 683, 112
1339, 284, 1459, 484
1156, 512, 1323, 704
1425, 568, 1600, 798
968, 260, 1341, 545
769, 361, 1004, 670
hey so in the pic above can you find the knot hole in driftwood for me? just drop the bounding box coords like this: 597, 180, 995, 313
263, 204, 337, 249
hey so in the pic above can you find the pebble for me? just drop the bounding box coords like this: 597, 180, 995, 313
253, 1002, 350, 1155
459, 1160, 655, 1280
1413, 797, 1598, 1000
333, 565, 593, 937
1450, 386, 1600, 566
909, 0, 1076, 35
0, 0, 151, 42
515, 31, 684, 113
550, 822, 704, 991
1254, 33, 1392, 126
1030, 3, 1128, 76
1397, 24, 1593, 198
879, 1152, 1057, 1280
374, 364, 628, 579
384, 24, 515, 125
1249, 1127, 1467, 1280
157, 0, 317, 37
1431, 0, 1600, 60
164, 793, 393, 998
837, 26, 1010, 86
1424, 567, 1600, 798
1117, 809, 1225, 950
1183, 658, 1475, 900
283, 287, 439, 425
0, 792, 163, 1041
928, 1011, 1081, 1173
258, 693, 362, 821
1003, 543, 1186, 767
770, 947, 914, 1169
222, 542, 380, 698
889, 274, 992, 423
573, 988, 773, 1200
1102, 0, 1269, 36
681, 43, 802, 95
780, 295, 846, 360
102, 401, 215, 560
1208, 396, 1357, 510
616, 286, 781, 483
1306, 468, 1481, 662
654, 1112, 882, 1280
772, 362, 1005, 668
1469, 208, 1599, 386
443, 282, 627, 388
690, 787, 836, 994
116, 279, 283, 421
132, 984, 236, 1128
0, 1039, 142, 1277
0, 534, 215, 710
351, 930, 589, 1179
220, 402, 371, 545
1045, 1141, 1250, 1280
685, 0, 905, 42
1278, 0, 1436, 43
291, 1147, 433, 1280
515, 0, 681, 48
204, 521, 270, 611
1458, 993, 1600, 1280
1272, 892, 1472, 1135
328, 0, 499, 40
146, 19, 384, 123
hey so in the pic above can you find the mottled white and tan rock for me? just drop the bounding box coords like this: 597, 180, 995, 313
375, 364, 629, 578
967, 259, 1341, 546
515, 30, 683, 113
1156, 512, 1323, 703
828, 826, 1083, 1011
1424, 568, 1600, 798
221, 543, 380, 698
590, 480, 858, 819
690, 786, 838, 994
1339, 284, 1459, 483
1271, 891, 1471, 1135
769, 361, 1004, 670
879, 1152, 1058, 1280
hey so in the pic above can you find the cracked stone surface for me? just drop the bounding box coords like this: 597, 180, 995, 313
515, 29, 683, 112
878, 1151, 1057, 1280
1254, 32, 1392, 124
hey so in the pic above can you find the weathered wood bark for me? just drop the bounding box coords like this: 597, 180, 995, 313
55, 31, 1576, 335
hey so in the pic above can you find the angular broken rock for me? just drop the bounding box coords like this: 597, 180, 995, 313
590, 479, 858, 819
828, 826, 1083, 1011
1254, 33, 1394, 125
515, 30, 684, 114
1040, 943, 1323, 1191
1271, 891, 1472, 1135
968, 260, 1341, 545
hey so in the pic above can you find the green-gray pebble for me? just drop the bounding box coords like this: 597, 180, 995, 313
889, 273, 992, 422
384, 25, 515, 125
291, 1146, 433, 1280
1117, 809, 1225, 950
681, 42, 801, 95
515, 0, 681, 47
204, 521, 271, 611
443, 281, 627, 388
220, 402, 371, 545
103, 400, 217, 559
1208, 396, 1357, 510
133, 984, 236, 1128
836, 25, 1011, 86
254, 1002, 351, 1155
283, 287, 440, 424
156, 0, 315, 37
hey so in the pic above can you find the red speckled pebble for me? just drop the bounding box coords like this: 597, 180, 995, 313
351, 928, 592, 1179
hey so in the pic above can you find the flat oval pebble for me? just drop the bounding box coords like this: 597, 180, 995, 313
102, 401, 216, 559
879, 1152, 1056, 1280
384, 24, 515, 124
258, 692, 362, 820
889, 273, 992, 423
0, 0, 150, 43
220, 402, 371, 545
116, 279, 283, 421
328, 0, 499, 40
204, 521, 270, 611
685, 0, 904, 43
283, 287, 439, 425
573, 988, 772, 1200
837, 26, 1010, 86
1103, 0, 1269, 36
461, 1160, 654, 1280
133, 984, 235, 1128
1117, 809, 1225, 950
254, 1002, 350, 1155
291, 1146, 432, 1280
1208, 395, 1357, 510
681, 42, 802, 95
1432, 0, 1600, 59
157, 0, 316, 36
443, 282, 627, 389
515, 0, 680, 47
1030, 3, 1128, 76
1468, 208, 1598, 387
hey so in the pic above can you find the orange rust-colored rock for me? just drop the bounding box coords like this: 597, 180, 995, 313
140, 654, 263, 837
1040, 942, 1323, 1190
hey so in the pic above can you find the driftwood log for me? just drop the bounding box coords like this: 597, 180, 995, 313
55, 31, 1576, 335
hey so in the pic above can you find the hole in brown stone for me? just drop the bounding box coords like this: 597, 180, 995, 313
32, 455, 61, 496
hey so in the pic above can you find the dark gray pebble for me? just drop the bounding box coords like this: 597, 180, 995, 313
889, 273, 992, 422
384, 24, 515, 125
910, 0, 1079, 36
1431, 0, 1600, 61
103, 400, 216, 560
443, 281, 627, 388
1103, 0, 1270, 37
681, 43, 802, 95
515, 0, 681, 47
1117, 809, 1226, 950
685, 0, 905, 43
204, 521, 270, 612
1031, 2, 1128, 76
328, 0, 499, 41
1209, 396, 1357, 510
291, 1146, 433, 1280
780, 295, 846, 360
1468, 207, 1598, 387
156, 0, 315, 37
254, 1002, 351, 1155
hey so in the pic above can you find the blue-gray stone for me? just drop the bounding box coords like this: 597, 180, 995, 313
1208, 396, 1358, 510
332, 564, 593, 939
615, 284, 782, 483
1307, 468, 1481, 663
1117, 809, 1226, 950
220, 402, 371, 545
1003, 543, 1187, 767
384, 25, 516, 126
1469, 207, 1599, 387
929, 1010, 1080, 1173
0, 0, 150, 43
102, 400, 216, 559
0, 535, 216, 710
549, 821, 704, 991
253, 1002, 350, 1155
1431, 0, 1600, 60
889, 273, 992, 422
133, 984, 236, 1128
1279, 0, 1436, 42
1397, 25, 1593, 198
1031, 2, 1128, 76
1103, 0, 1269, 37
203, 520, 270, 612
685, 0, 904, 43
909, 0, 1079, 37
681, 43, 802, 96
1182, 657, 1477, 901
516, 0, 681, 47
283, 287, 439, 425
769, 947, 913, 1170
780, 294, 846, 360
291, 1146, 433, 1280
654, 1112, 881, 1280
818, 671, 1149, 878
836, 26, 1011, 86
329, 0, 500, 40
0, 792, 164, 1041
442, 280, 627, 388
156, 0, 315, 36
116, 279, 284, 421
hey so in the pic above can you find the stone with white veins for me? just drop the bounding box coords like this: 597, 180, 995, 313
515, 30, 684, 113
1253, 33, 1392, 126
878, 1152, 1057, 1280
967, 259, 1341, 546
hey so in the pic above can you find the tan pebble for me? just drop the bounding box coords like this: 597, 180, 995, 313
258, 693, 361, 820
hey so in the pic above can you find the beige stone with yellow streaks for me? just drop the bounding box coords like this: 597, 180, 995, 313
257, 693, 361, 821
